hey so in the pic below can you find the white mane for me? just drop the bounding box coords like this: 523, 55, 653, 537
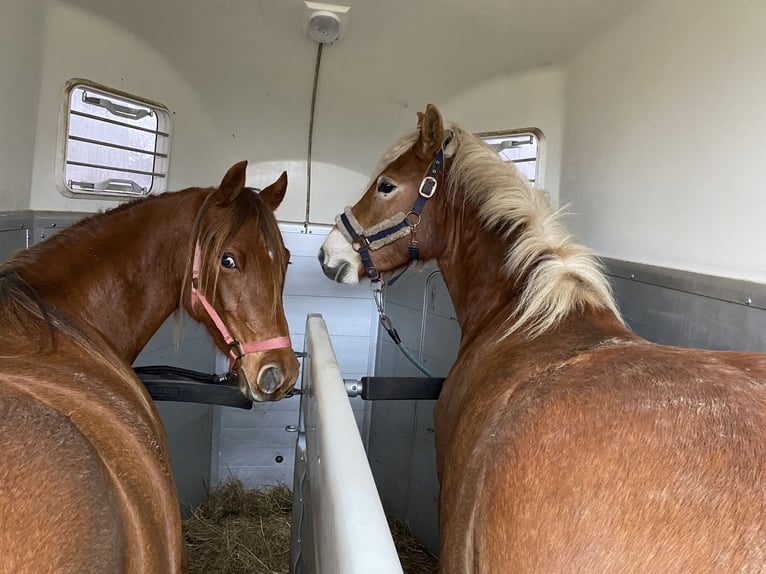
378, 124, 623, 339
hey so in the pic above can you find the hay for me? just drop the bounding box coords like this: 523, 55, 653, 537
183, 480, 292, 574
390, 520, 439, 574
183, 478, 438, 574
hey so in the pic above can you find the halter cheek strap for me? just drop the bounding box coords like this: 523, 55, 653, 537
191, 241, 291, 367
336, 133, 452, 282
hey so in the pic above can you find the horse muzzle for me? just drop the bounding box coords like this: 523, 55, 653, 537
239, 351, 299, 402
317, 230, 362, 285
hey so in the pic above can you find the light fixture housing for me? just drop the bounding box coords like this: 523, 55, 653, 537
304, 2, 350, 44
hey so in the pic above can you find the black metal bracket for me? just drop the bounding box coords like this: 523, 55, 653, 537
134, 365, 254, 409
358, 376, 445, 401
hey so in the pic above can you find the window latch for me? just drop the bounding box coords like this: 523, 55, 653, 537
82, 91, 153, 121
69, 178, 147, 195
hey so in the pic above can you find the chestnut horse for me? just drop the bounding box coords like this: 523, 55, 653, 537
319, 105, 766, 572
0, 161, 299, 573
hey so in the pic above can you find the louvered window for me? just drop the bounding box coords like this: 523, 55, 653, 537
58, 80, 171, 199
480, 130, 543, 187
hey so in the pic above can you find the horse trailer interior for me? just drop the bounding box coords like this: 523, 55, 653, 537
2, 0, 766, 572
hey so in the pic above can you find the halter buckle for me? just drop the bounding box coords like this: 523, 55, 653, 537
352, 235, 370, 253
419, 176, 438, 199
229, 340, 244, 360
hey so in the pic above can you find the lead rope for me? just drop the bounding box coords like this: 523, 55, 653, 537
371, 280, 434, 378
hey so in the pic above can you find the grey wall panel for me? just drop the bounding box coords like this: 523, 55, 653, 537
29, 211, 88, 246
216, 398, 301, 489
408, 401, 440, 553
285, 296, 374, 337
0, 211, 32, 261
221, 402, 302, 429
424, 271, 457, 319
223, 466, 294, 488
0, 228, 28, 261
385, 301, 425, 343
368, 339, 422, 521
605, 259, 766, 353
135, 314, 211, 358
422, 314, 460, 366
220, 429, 296, 467
367, 399, 417, 520
155, 402, 213, 517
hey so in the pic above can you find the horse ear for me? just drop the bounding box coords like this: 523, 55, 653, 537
415, 104, 445, 158
218, 161, 248, 203
259, 171, 288, 211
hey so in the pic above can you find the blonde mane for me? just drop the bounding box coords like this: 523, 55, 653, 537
379, 124, 622, 339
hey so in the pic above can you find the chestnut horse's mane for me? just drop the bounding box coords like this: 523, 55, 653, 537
378, 125, 623, 339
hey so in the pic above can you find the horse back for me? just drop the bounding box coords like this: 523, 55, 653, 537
0, 384, 125, 573
0, 349, 184, 573
439, 342, 766, 573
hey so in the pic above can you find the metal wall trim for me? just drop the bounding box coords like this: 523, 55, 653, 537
0, 211, 32, 233
602, 257, 766, 312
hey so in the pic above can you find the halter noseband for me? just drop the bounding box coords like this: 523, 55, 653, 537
190, 240, 291, 368
336, 133, 452, 283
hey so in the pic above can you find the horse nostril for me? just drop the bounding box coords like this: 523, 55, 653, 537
258, 366, 283, 395
317, 247, 325, 267
334, 262, 351, 283
320, 261, 351, 283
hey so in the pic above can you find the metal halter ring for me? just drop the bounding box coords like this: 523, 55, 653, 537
405, 211, 421, 227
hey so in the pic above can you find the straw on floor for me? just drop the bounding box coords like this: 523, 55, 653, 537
183, 478, 438, 574
183, 480, 292, 574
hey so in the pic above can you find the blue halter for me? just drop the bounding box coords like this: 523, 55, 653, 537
337, 133, 452, 282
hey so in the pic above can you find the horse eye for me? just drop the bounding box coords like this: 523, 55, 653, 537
221, 254, 239, 269
377, 181, 396, 194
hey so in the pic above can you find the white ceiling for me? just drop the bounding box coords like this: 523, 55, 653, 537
63, 0, 646, 86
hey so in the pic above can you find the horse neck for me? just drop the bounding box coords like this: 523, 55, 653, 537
18, 189, 208, 363
434, 196, 523, 342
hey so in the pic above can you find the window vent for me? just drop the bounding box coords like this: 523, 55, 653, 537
58, 80, 171, 199
480, 129, 542, 187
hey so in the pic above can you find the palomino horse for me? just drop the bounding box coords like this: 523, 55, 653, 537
319, 105, 766, 572
0, 161, 299, 573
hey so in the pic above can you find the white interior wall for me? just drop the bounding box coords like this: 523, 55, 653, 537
443, 66, 564, 205
28, 1, 224, 212
561, 0, 766, 283
0, 0, 44, 211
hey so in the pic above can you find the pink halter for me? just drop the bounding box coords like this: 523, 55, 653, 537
190, 241, 292, 367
